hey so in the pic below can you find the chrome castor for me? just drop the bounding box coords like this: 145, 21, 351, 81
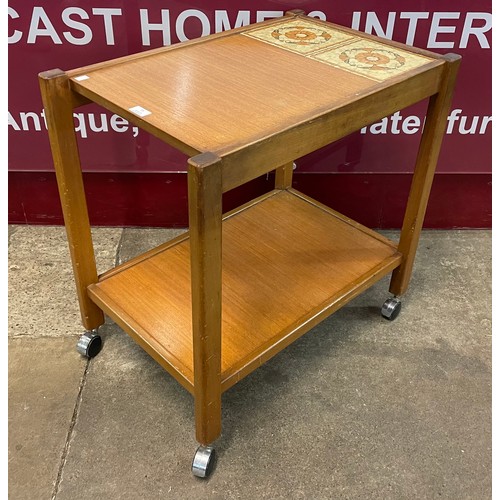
381, 297, 402, 321
192, 446, 215, 478
76, 330, 102, 358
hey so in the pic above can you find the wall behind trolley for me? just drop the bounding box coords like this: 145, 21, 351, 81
8, 1, 492, 228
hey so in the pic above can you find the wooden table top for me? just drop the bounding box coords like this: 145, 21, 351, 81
69, 14, 444, 156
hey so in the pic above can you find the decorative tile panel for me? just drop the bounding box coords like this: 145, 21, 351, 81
243, 19, 433, 81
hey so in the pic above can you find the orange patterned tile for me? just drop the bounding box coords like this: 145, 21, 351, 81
243, 19, 355, 54
311, 39, 434, 81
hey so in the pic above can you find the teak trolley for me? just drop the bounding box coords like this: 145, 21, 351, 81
39, 10, 460, 478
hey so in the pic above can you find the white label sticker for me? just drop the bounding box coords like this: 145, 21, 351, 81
129, 106, 152, 118
74, 75, 89, 81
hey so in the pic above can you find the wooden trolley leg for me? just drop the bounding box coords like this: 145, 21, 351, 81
275, 161, 294, 189
38, 69, 104, 331
389, 54, 461, 296
188, 153, 223, 446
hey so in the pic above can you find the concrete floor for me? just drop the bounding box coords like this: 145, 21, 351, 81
8, 225, 491, 499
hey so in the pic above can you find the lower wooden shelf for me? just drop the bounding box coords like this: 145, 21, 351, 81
88, 189, 402, 394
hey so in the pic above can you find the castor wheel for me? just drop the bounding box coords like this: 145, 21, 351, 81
381, 297, 402, 321
192, 445, 216, 478
76, 330, 102, 358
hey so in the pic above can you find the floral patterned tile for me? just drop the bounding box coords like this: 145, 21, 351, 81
243, 18, 355, 54
311, 38, 434, 81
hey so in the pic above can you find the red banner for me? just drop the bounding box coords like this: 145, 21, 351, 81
8, 1, 491, 175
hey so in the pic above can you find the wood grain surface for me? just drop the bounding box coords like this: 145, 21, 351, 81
69, 17, 443, 156
88, 190, 401, 392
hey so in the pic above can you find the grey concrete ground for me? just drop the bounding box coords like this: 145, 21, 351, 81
8, 225, 491, 499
